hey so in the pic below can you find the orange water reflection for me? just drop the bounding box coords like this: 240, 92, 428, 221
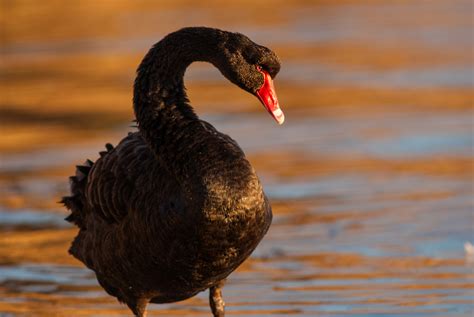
1, 0, 473, 316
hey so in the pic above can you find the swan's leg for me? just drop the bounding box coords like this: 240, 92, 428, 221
209, 279, 226, 317
128, 297, 148, 317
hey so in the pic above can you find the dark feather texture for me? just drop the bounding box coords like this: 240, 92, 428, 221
62, 27, 280, 316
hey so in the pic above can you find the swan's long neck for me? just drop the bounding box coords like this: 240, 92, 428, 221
133, 28, 223, 155
133, 28, 248, 196
134, 28, 222, 139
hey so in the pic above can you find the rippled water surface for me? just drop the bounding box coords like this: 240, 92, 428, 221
1, 1, 473, 316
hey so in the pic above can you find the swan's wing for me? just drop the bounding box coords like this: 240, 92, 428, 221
65, 122, 242, 228
84, 132, 169, 225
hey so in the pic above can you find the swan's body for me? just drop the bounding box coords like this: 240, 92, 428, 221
62, 27, 283, 316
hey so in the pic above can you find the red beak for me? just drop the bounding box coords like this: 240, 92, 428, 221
256, 67, 285, 125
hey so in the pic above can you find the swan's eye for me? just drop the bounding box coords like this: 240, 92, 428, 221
256, 65, 275, 76
256, 65, 273, 78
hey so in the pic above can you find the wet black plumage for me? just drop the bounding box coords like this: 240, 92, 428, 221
62, 27, 281, 316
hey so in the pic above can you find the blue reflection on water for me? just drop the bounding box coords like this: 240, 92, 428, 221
0, 209, 68, 229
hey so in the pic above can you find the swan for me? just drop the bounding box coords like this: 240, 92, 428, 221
62, 27, 283, 317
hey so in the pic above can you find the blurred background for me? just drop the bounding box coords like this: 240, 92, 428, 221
0, 0, 473, 316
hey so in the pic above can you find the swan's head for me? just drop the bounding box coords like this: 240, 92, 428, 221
215, 31, 284, 125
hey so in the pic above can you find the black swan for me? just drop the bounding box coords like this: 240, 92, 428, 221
62, 27, 283, 317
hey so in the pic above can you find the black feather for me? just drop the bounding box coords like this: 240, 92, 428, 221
62, 27, 278, 317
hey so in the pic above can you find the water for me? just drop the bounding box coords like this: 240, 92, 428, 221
1, 1, 473, 316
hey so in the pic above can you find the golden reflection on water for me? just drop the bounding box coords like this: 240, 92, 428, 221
1, 0, 473, 316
